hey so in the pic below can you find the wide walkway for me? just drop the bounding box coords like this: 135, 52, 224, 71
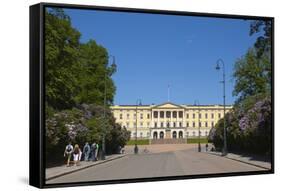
46, 154, 126, 181
46, 144, 269, 184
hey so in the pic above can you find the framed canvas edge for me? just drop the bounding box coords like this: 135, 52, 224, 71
29, 2, 275, 189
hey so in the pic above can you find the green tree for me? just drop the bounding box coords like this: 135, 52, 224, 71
44, 8, 130, 165
75, 40, 116, 106
45, 8, 81, 110
233, 20, 272, 104
85, 104, 130, 154
250, 20, 272, 58
233, 48, 271, 103
210, 20, 273, 155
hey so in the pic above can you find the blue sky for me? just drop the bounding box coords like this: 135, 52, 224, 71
62, 8, 260, 106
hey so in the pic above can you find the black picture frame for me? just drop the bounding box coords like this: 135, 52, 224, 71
30, 2, 274, 188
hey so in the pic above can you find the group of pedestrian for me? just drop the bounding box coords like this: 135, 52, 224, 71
63, 142, 99, 167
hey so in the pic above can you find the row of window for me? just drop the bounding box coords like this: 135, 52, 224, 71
153, 111, 222, 119
119, 113, 150, 120
131, 131, 209, 137
118, 112, 222, 120
122, 121, 215, 128
132, 132, 150, 138
187, 131, 209, 136
154, 121, 215, 128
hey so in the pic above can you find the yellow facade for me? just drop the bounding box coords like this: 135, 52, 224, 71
110, 102, 232, 139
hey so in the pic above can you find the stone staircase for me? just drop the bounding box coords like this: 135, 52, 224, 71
150, 138, 186, 144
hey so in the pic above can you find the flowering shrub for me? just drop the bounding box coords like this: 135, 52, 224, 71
45, 104, 131, 166
238, 97, 271, 154
45, 108, 88, 157
209, 97, 271, 154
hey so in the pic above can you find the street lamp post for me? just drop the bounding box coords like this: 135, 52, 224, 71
134, 99, 142, 154
194, 100, 201, 152
101, 55, 116, 160
215, 58, 227, 156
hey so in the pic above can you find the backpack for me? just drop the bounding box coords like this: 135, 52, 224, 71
66, 145, 72, 152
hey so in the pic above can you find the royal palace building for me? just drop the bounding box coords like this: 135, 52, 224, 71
111, 102, 232, 141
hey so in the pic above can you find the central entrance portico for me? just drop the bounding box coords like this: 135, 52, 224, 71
150, 102, 187, 142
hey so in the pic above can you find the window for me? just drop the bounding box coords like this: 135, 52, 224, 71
212, 122, 214, 127
153, 111, 158, 118
205, 131, 208, 136
186, 113, 189, 118
140, 122, 143, 127
193, 122, 195, 127
205, 113, 208, 119
160, 131, 164, 139
140, 132, 143, 138
186, 132, 189, 137
199, 113, 202, 119
211, 113, 214, 119
174, 122, 176, 127
179, 131, 183, 138
166, 111, 171, 118
120, 114, 122, 119
161, 122, 163, 127
179, 111, 183, 118
173, 111, 177, 118
186, 122, 189, 127
193, 131, 195, 136
218, 113, 221, 118
160, 111, 164, 118
193, 113, 195, 119
126, 122, 129, 127
134, 113, 136, 119
179, 122, 182, 127
205, 122, 208, 127
172, 131, 177, 139
199, 122, 201, 127
154, 122, 157, 128
147, 114, 150, 119
153, 132, 158, 139
167, 122, 170, 128
140, 113, 143, 119
127, 113, 130, 119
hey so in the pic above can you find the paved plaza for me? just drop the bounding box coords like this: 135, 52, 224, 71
46, 144, 269, 184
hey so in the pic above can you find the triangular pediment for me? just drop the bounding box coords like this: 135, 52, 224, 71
152, 102, 184, 109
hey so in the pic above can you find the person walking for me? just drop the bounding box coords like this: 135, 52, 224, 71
83, 142, 90, 161
91, 143, 97, 161
64, 142, 73, 167
95, 143, 99, 161
73, 144, 82, 166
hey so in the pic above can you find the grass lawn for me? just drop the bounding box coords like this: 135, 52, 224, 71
126, 139, 150, 145
126, 138, 210, 145
187, 138, 209, 144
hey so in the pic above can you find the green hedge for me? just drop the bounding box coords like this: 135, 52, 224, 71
126, 139, 150, 145
187, 138, 209, 144
126, 138, 209, 145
